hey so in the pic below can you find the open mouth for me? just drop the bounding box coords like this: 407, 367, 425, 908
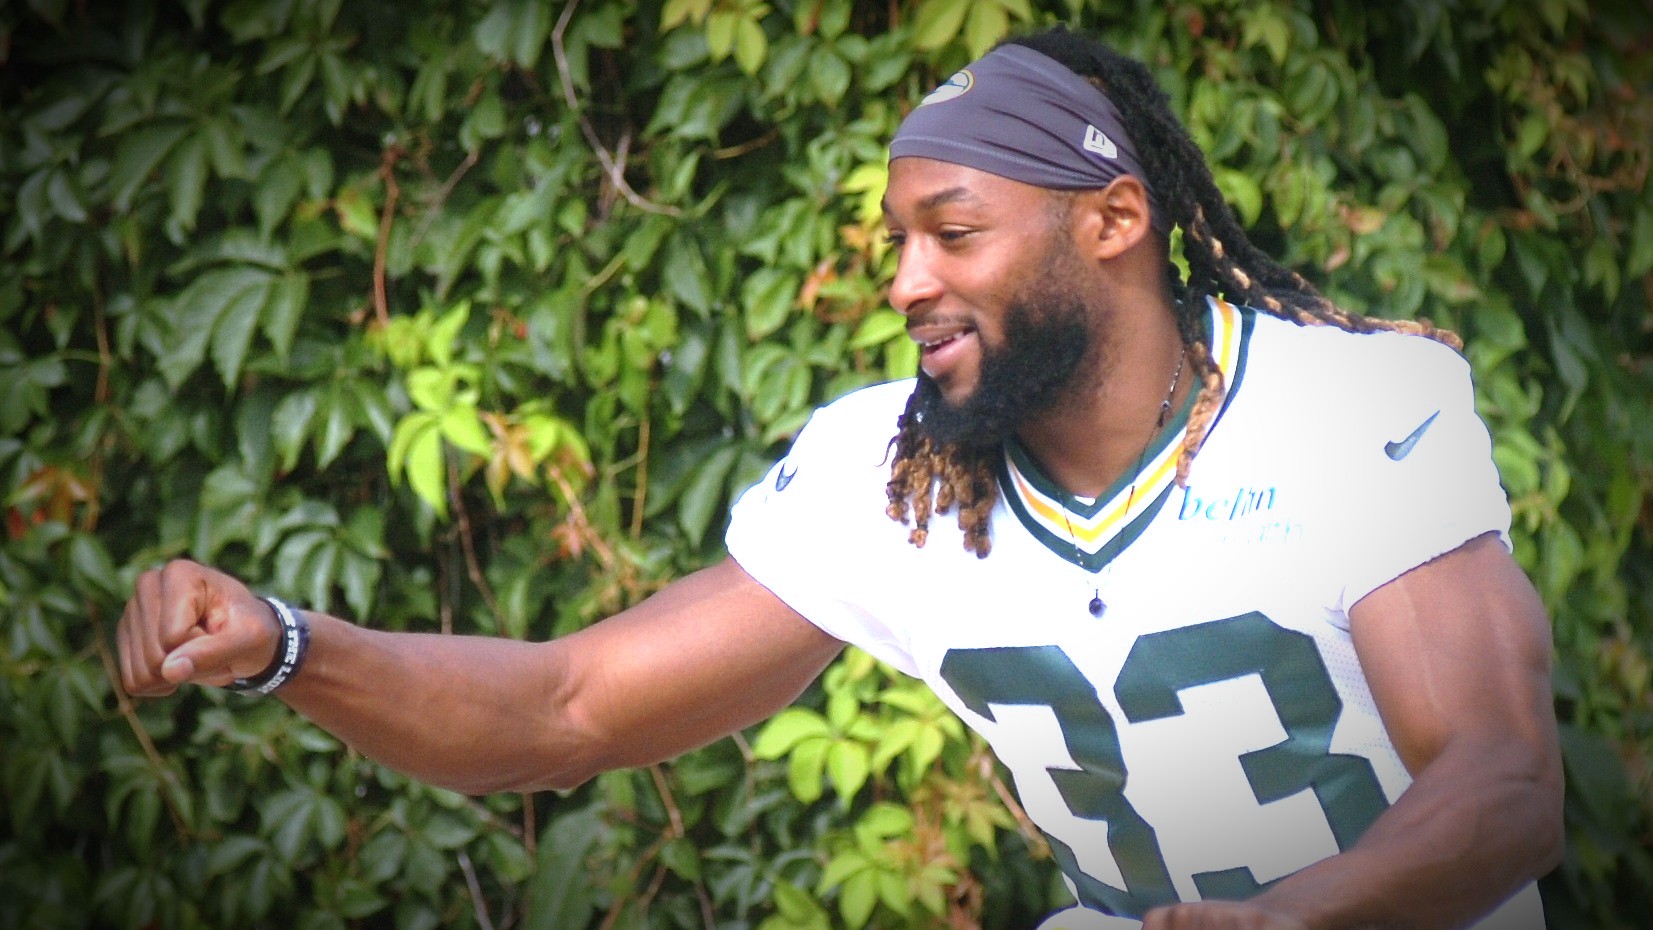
908, 321, 979, 382
919, 332, 968, 355
910, 322, 976, 356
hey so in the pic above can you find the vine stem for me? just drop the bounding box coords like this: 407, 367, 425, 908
372, 144, 403, 326
521, 791, 537, 860
91, 617, 193, 841
551, 0, 680, 216
647, 763, 685, 838
978, 749, 1048, 858
547, 465, 620, 571
645, 763, 716, 926
628, 409, 650, 540
597, 833, 672, 930
448, 453, 504, 624
409, 149, 479, 250
458, 849, 497, 930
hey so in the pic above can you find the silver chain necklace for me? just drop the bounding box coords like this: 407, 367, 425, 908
1060, 345, 1186, 618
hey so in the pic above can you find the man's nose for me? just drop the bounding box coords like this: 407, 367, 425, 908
888, 242, 942, 315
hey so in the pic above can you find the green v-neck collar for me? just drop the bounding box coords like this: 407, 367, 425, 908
997, 297, 1256, 572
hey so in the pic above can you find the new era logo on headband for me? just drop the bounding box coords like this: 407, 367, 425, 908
1082, 124, 1118, 159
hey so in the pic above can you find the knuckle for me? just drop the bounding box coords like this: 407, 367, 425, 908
158, 558, 197, 583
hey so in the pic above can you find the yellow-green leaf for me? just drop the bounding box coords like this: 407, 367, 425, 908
752, 708, 832, 758
962, 1, 1008, 59
912, 0, 967, 50
705, 11, 736, 60
825, 740, 869, 803
405, 423, 447, 516
787, 737, 829, 803
734, 17, 767, 75
440, 405, 492, 457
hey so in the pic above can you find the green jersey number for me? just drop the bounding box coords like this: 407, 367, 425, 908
938, 611, 1389, 917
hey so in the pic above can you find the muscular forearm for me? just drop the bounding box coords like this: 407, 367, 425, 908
275, 614, 591, 794
1253, 738, 1563, 930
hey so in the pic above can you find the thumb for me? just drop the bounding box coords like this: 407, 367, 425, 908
160, 597, 280, 686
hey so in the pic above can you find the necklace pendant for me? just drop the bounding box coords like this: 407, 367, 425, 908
1088, 594, 1105, 618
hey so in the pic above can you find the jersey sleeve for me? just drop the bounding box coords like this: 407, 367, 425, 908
1328, 334, 1512, 612
725, 384, 923, 677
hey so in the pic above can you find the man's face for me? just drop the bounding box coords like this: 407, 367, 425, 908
882, 157, 1103, 448
909, 250, 1095, 449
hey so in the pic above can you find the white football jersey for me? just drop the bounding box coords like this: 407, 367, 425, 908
727, 298, 1543, 927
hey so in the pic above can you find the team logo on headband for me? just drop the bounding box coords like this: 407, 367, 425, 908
918, 68, 973, 106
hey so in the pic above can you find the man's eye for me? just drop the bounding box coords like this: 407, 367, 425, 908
885, 232, 907, 248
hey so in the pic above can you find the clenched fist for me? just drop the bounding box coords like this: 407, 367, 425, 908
117, 560, 283, 696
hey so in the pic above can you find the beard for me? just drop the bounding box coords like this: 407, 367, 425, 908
910, 280, 1097, 451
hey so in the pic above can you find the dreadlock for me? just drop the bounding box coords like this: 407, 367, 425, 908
886, 26, 1461, 558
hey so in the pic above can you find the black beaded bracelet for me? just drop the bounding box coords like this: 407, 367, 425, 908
228, 596, 310, 695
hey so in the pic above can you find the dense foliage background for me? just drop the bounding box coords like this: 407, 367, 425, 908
3, 0, 1650, 927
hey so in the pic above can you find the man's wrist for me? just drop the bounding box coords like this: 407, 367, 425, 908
228, 596, 310, 695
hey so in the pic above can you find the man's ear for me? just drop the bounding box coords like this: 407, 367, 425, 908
1072, 175, 1154, 261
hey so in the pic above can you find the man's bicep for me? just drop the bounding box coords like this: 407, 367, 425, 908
552, 557, 845, 775
1348, 532, 1557, 775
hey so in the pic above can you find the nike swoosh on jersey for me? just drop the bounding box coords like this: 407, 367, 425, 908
774, 462, 798, 491
1384, 410, 1440, 460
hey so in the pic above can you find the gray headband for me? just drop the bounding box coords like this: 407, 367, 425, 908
889, 44, 1166, 232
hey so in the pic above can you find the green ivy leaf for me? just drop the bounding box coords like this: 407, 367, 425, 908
166, 133, 210, 233
357, 829, 408, 885
854, 802, 913, 844
474, 0, 552, 68
271, 388, 321, 471
786, 736, 830, 804
107, 122, 189, 212
677, 443, 739, 547
741, 267, 796, 339
206, 835, 268, 878
752, 707, 832, 758
838, 869, 878, 929
160, 266, 270, 390
810, 45, 851, 106
45, 168, 88, 222
419, 810, 478, 850
315, 381, 356, 468
661, 836, 703, 881
1241, 5, 1291, 66
767, 879, 830, 929
706, 10, 737, 60
825, 739, 870, 803
523, 807, 601, 930
439, 405, 492, 457
404, 423, 447, 516
262, 271, 309, 360
911, 0, 967, 50
734, 17, 767, 75
849, 309, 904, 349
209, 271, 273, 390
962, 0, 1008, 59
1213, 166, 1264, 228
